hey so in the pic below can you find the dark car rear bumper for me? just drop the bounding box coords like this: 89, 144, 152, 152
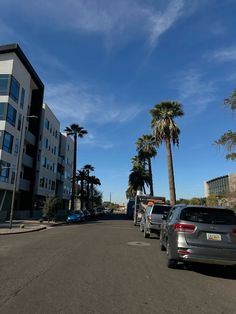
177, 247, 236, 266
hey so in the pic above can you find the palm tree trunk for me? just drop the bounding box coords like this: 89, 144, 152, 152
148, 157, 154, 196
71, 134, 77, 211
86, 174, 90, 209
91, 183, 94, 210
80, 179, 84, 210
165, 139, 176, 206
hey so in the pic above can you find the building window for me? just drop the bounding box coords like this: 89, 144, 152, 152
39, 177, 45, 188
44, 137, 48, 149
51, 181, 55, 191
45, 119, 49, 130
0, 74, 10, 95
0, 160, 10, 183
14, 138, 19, 156
2, 131, 14, 153
6, 104, 17, 126
9, 76, 20, 103
11, 169, 16, 184
0, 102, 7, 120
17, 113, 22, 131
20, 88, 25, 109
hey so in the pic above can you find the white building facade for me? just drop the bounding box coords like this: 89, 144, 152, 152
0, 44, 44, 219
0, 44, 74, 220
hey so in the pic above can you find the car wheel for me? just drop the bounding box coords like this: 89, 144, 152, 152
166, 241, 178, 268
160, 239, 166, 251
159, 233, 166, 251
144, 226, 150, 238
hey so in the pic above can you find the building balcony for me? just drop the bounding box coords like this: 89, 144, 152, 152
22, 154, 34, 168
24, 130, 36, 146
19, 179, 31, 191
56, 173, 64, 181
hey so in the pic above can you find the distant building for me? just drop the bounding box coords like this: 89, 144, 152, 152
56, 132, 73, 210
204, 174, 236, 197
34, 104, 60, 207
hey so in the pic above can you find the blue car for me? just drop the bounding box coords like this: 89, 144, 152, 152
66, 210, 85, 223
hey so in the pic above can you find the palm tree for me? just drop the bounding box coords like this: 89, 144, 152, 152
89, 176, 101, 209
150, 101, 184, 206
224, 88, 236, 110
136, 134, 157, 196
215, 89, 236, 161
128, 160, 150, 195
64, 124, 88, 211
76, 169, 87, 210
83, 164, 95, 209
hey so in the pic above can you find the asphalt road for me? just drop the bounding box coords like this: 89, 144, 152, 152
0, 214, 236, 314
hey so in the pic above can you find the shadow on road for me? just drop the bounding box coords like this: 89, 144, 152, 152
185, 263, 236, 280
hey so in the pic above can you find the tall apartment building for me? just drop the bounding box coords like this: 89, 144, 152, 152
0, 44, 44, 219
0, 43, 74, 220
204, 173, 236, 197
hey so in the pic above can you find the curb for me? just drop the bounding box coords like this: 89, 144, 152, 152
0, 226, 46, 236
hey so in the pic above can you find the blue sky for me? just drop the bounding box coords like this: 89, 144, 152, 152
1, 0, 236, 204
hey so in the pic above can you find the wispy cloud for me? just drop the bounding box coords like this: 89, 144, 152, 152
44, 82, 143, 128
173, 69, 217, 115
210, 46, 236, 62
1, 0, 189, 51
147, 0, 185, 49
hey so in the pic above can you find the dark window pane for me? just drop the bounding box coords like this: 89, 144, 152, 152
2, 131, 13, 153
9, 76, 20, 103
0, 160, 10, 183
152, 205, 171, 214
20, 88, 25, 109
180, 207, 236, 225
0, 75, 10, 95
0, 103, 7, 120
6, 104, 16, 126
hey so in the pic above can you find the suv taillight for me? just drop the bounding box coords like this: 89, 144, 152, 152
174, 223, 196, 233
232, 228, 236, 235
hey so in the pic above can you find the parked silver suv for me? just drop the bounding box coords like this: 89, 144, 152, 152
160, 205, 236, 268
140, 204, 171, 238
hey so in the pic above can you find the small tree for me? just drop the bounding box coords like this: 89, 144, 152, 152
43, 196, 61, 221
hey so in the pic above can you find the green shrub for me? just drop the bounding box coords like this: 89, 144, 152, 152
43, 196, 61, 221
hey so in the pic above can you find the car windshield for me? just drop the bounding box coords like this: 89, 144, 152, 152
152, 205, 171, 215
180, 207, 236, 225
73, 211, 82, 215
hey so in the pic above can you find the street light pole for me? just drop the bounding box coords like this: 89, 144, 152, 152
9, 115, 38, 229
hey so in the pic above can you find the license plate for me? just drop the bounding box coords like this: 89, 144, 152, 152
206, 233, 222, 241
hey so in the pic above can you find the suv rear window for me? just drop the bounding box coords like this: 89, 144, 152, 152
180, 207, 236, 225
152, 205, 171, 215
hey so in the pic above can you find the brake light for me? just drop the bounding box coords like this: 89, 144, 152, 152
174, 223, 196, 233
178, 249, 191, 255
232, 228, 236, 235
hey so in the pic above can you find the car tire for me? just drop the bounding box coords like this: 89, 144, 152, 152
144, 226, 150, 238
160, 240, 166, 251
166, 241, 178, 268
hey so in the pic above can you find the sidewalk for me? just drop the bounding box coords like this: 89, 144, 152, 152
0, 220, 65, 235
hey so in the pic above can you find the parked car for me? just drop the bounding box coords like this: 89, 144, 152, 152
81, 209, 91, 220
140, 204, 172, 238
95, 206, 105, 216
160, 205, 236, 268
66, 210, 85, 223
